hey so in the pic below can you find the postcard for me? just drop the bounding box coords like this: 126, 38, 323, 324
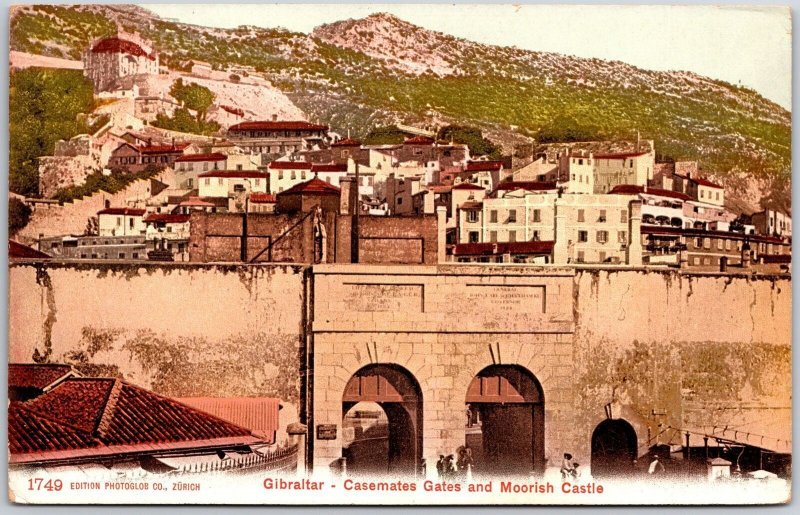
6, 3, 792, 505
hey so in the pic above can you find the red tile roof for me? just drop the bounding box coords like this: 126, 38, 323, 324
9, 364, 76, 390
97, 208, 146, 216
690, 176, 723, 189
9, 240, 51, 259
609, 184, 691, 201
91, 37, 155, 61
249, 193, 277, 204
197, 170, 268, 179
428, 185, 453, 193
403, 135, 435, 145
12, 377, 255, 458
332, 138, 362, 147
312, 163, 348, 173
179, 197, 217, 207
452, 241, 554, 256
9, 403, 99, 455
229, 121, 328, 131
176, 153, 227, 162
137, 143, 188, 155
593, 151, 649, 160
494, 181, 558, 192
278, 177, 341, 196
143, 213, 190, 224
452, 182, 485, 191
268, 161, 313, 170
466, 160, 503, 172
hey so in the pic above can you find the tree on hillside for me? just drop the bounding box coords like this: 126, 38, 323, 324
9, 68, 95, 197
9, 198, 32, 235
363, 125, 406, 145
437, 125, 501, 159
534, 115, 604, 143
169, 78, 216, 124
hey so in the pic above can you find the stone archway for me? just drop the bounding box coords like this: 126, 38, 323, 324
342, 364, 422, 477
465, 365, 545, 476
591, 418, 638, 478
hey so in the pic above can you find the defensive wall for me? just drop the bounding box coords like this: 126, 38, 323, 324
8, 261, 791, 473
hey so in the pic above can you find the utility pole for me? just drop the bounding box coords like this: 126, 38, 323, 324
241, 193, 249, 262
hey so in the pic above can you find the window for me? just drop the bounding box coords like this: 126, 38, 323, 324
278, 171, 284, 180
119, 253, 126, 259
218, 178, 224, 186
618, 231, 627, 243
509, 231, 517, 242
695, 237, 702, 249
255, 179, 261, 186
467, 211, 478, 223
203, 162, 209, 171
716, 239, 723, 250
533, 209, 541, 223
620, 210, 628, 223
599, 251, 606, 263
468, 231, 479, 243
204, 178, 210, 186
188, 179, 194, 188
725, 239, 731, 251
301, 171, 307, 180
508, 210, 517, 223
703, 257, 711, 266
703, 238, 711, 249
578, 159, 583, 165
597, 231, 609, 244
532, 230, 541, 241
489, 231, 498, 242
598, 209, 607, 222
116, 217, 122, 227
291, 171, 296, 180
397, 197, 403, 205
578, 209, 585, 222
490, 210, 498, 223
577, 251, 585, 263
325, 177, 331, 183
132, 253, 138, 259
578, 230, 588, 242
572, 174, 576, 181
237, 164, 243, 171
129, 218, 134, 229
693, 257, 700, 265
716, 192, 720, 201
700, 190, 705, 199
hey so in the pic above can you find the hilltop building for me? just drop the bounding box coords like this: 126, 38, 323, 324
82, 33, 159, 92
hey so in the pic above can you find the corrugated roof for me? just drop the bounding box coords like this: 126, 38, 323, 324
176, 397, 280, 444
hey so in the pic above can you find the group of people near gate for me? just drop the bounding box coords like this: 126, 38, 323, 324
436, 447, 474, 480
560, 451, 667, 479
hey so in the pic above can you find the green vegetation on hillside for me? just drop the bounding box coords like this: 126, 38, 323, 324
152, 79, 220, 135
51, 165, 165, 204
10, 5, 115, 59
9, 198, 32, 236
363, 125, 406, 145
9, 68, 95, 197
438, 125, 501, 158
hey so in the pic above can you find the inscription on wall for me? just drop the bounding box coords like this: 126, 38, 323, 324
342, 283, 424, 312
457, 284, 546, 314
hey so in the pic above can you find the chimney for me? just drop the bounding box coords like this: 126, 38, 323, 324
272, 114, 278, 122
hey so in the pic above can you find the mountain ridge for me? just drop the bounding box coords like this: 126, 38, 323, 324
9, 4, 791, 213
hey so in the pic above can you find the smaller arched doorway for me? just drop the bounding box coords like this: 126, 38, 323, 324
465, 365, 545, 476
591, 419, 638, 478
342, 365, 422, 477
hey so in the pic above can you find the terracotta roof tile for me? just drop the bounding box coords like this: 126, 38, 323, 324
452, 241, 554, 256
268, 161, 313, 170
452, 182, 485, 190
466, 161, 503, 172
176, 153, 227, 162
278, 177, 341, 196
9, 403, 99, 454
403, 135, 435, 145
312, 163, 348, 173
9, 363, 76, 390
91, 37, 155, 61
249, 193, 277, 204
97, 208, 146, 216
332, 138, 361, 147
143, 213, 191, 224
9, 240, 51, 260
197, 170, 268, 179
229, 121, 328, 131
609, 184, 691, 201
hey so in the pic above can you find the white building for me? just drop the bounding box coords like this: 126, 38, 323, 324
752, 209, 792, 240
97, 207, 146, 237
268, 161, 313, 193
197, 171, 270, 198
593, 150, 654, 193
82, 34, 159, 92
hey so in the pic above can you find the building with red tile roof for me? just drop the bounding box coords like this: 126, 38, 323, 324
227, 120, 331, 155
9, 240, 51, 260
83, 34, 159, 92
9, 364, 80, 401
9, 376, 270, 469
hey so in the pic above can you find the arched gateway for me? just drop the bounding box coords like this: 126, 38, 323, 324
591, 418, 638, 478
465, 365, 545, 476
342, 364, 422, 477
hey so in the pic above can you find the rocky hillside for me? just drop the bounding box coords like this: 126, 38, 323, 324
9, 6, 791, 213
